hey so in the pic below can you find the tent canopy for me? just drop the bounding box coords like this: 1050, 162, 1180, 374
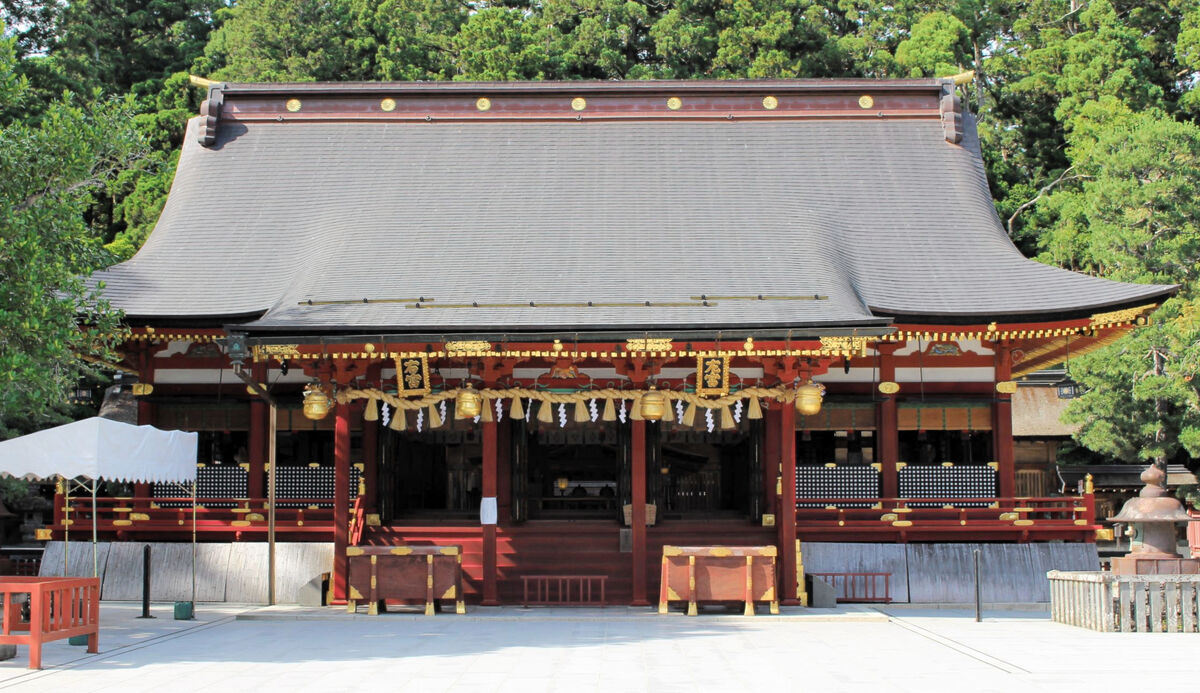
0, 417, 197, 483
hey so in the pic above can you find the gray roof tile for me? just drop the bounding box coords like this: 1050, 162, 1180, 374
92, 84, 1174, 334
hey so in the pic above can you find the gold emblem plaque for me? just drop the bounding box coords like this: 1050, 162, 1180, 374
666, 96, 682, 110
395, 355, 432, 396
475, 97, 491, 111
285, 98, 302, 112
696, 355, 731, 396
762, 95, 778, 110
858, 95, 874, 109
571, 97, 587, 111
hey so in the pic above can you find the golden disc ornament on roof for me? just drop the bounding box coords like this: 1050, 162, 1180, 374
475, 97, 491, 111
380, 98, 396, 112
666, 96, 682, 111
762, 96, 778, 110
285, 98, 302, 112
858, 95, 874, 109
571, 97, 587, 111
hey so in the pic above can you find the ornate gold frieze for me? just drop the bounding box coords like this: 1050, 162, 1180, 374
626, 338, 673, 352
1090, 304, 1155, 327
253, 344, 301, 361
819, 336, 868, 356
444, 340, 495, 352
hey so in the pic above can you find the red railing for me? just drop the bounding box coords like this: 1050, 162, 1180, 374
795, 494, 1097, 537
808, 572, 892, 603
51, 495, 342, 537
0, 576, 99, 669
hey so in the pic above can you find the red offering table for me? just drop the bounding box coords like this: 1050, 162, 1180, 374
0, 576, 99, 669
658, 545, 779, 616
346, 546, 465, 615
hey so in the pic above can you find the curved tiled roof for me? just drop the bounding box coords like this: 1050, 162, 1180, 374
91, 80, 1173, 334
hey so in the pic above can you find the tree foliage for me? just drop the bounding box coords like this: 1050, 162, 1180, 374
0, 29, 143, 432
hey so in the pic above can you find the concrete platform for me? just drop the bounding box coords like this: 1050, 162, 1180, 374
0, 602, 1195, 692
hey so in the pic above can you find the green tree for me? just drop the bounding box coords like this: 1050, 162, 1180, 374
0, 30, 141, 432
894, 11, 970, 77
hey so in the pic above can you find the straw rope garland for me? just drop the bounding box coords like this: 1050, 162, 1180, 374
333, 385, 799, 426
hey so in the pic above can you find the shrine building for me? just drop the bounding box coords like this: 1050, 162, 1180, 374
62, 79, 1175, 606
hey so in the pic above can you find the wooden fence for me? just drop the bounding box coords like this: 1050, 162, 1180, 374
0, 576, 100, 668
1048, 570, 1200, 633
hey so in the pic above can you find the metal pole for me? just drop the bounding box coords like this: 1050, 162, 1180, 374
91, 480, 99, 578
192, 478, 198, 606
137, 544, 154, 618
974, 548, 982, 622
268, 403, 278, 605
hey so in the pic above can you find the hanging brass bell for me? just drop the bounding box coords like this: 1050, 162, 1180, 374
794, 381, 824, 416
640, 387, 668, 421
302, 383, 331, 420
456, 384, 482, 418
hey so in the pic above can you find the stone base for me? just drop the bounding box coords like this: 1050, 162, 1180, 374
1110, 555, 1200, 575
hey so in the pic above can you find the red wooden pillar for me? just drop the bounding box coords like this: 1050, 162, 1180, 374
332, 401, 351, 602
778, 402, 799, 605
763, 406, 780, 515
631, 419, 649, 606
247, 361, 267, 499
361, 363, 383, 510
497, 416, 512, 524
993, 342, 1016, 498
877, 346, 900, 499
481, 418, 499, 606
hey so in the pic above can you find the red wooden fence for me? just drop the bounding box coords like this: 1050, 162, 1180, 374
0, 576, 100, 669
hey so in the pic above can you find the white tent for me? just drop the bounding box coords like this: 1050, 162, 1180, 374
0, 417, 198, 587
0, 417, 197, 483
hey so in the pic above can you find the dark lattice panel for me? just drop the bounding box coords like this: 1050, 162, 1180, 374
899, 465, 996, 507
276, 466, 361, 508
153, 465, 247, 508
795, 466, 880, 508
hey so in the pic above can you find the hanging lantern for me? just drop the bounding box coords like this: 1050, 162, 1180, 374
456, 384, 482, 419
794, 381, 825, 417
641, 387, 667, 421
302, 383, 331, 420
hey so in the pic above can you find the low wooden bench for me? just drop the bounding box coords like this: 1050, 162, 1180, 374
522, 575, 607, 606
346, 546, 465, 615
0, 576, 99, 669
658, 545, 778, 616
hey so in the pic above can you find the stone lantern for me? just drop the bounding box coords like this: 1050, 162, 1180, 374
1108, 463, 1199, 575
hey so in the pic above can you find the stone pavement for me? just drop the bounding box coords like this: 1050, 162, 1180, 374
0, 602, 1194, 692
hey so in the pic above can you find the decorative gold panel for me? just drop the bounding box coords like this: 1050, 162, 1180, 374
696, 355, 730, 396
626, 338, 673, 351
395, 355, 431, 396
